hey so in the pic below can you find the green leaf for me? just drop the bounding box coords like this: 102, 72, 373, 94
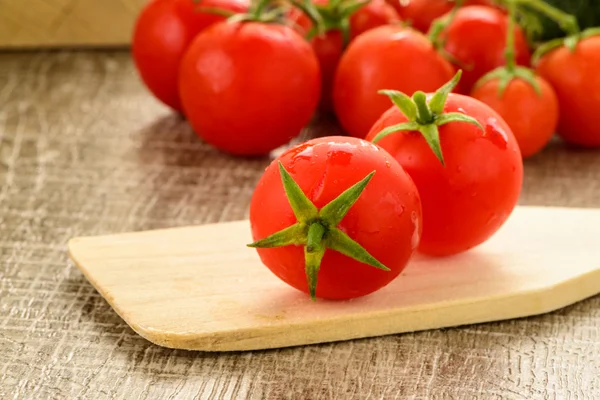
378, 90, 417, 121
319, 171, 376, 227
326, 228, 390, 271
418, 124, 445, 166
428, 70, 462, 115
435, 112, 484, 133
278, 161, 319, 223
370, 121, 420, 144
247, 223, 307, 248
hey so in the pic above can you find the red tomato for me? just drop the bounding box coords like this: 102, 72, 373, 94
249, 136, 422, 300
132, 0, 248, 111
365, 91, 523, 256
289, 0, 400, 113
536, 35, 600, 148
350, 0, 401, 38
178, 21, 321, 156
471, 75, 559, 158
333, 25, 456, 138
440, 6, 531, 93
386, 0, 495, 32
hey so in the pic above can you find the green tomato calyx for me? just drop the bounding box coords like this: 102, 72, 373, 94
248, 161, 389, 300
532, 27, 600, 65
475, 66, 542, 97
292, 0, 371, 45
372, 70, 483, 167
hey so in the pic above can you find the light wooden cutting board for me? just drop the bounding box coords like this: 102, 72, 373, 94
68, 205, 600, 352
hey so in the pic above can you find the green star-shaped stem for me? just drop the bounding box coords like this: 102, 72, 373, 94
372, 70, 484, 166
248, 162, 389, 300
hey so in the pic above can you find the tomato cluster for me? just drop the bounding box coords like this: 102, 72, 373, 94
132, 0, 600, 300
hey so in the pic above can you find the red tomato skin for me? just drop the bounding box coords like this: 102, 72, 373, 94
350, 0, 400, 38
471, 77, 559, 158
441, 6, 531, 93
536, 36, 600, 148
386, 0, 496, 32
365, 94, 523, 256
310, 31, 345, 113
178, 22, 321, 156
250, 137, 423, 300
333, 25, 457, 139
132, 0, 248, 111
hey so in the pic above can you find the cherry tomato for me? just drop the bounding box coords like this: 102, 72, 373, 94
350, 0, 401, 38
178, 21, 321, 156
439, 6, 531, 93
471, 75, 559, 158
249, 136, 422, 300
385, 0, 495, 32
536, 34, 600, 148
365, 76, 523, 256
289, 0, 400, 113
132, 0, 248, 111
333, 25, 456, 138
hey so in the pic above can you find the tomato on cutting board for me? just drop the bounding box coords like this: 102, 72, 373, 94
365, 71, 523, 256
288, 0, 400, 112
438, 5, 531, 94
535, 31, 600, 148
249, 136, 422, 300
132, 0, 249, 111
178, 10, 321, 156
333, 25, 456, 139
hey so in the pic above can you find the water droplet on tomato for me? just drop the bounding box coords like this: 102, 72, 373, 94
457, 107, 467, 114
385, 160, 391, 168
484, 118, 508, 149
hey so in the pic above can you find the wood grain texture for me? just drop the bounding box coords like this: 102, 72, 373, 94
68, 206, 600, 352
0, 0, 147, 48
1, 50, 600, 398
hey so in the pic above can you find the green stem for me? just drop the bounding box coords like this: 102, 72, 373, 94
306, 223, 326, 253
512, 0, 579, 36
504, 0, 517, 72
413, 92, 434, 125
427, 0, 463, 49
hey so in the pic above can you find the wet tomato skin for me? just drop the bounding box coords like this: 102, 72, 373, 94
249, 137, 423, 300
471, 76, 559, 158
365, 94, 523, 256
536, 35, 600, 148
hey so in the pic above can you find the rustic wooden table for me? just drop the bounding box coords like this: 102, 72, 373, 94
1, 50, 599, 399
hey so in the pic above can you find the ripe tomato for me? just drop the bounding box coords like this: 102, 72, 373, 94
439, 6, 531, 93
386, 0, 495, 32
365, 72, 523, 256
178, 21, 321, 156
535, 34, 600, 148
471, 74, 559, 158
350, 0, 401, 38
289, 0, 400, 113
249, 136, 422, 300
333, 25, 456, 138
132, 0, 248, 111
